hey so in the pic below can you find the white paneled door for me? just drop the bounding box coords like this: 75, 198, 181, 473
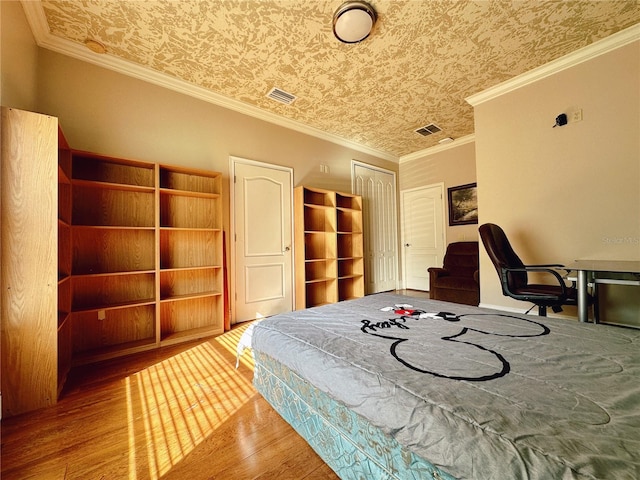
352, 162, 398, 294
401, 184, 446, 291
231, 158, 293, 323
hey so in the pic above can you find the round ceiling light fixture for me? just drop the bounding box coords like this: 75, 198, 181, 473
84, 38, 107, 54
333, 1, 377, 44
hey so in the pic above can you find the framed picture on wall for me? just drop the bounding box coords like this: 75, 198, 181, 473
448, 183, 478, 226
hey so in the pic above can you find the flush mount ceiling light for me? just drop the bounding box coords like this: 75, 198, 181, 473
84, 38, 107, 54
333, 1, 377, 44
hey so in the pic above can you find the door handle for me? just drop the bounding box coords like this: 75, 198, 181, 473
405, 243, 411, 247
283, 246, 291, 252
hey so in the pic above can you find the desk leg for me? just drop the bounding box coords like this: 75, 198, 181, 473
577, 270, 589, 323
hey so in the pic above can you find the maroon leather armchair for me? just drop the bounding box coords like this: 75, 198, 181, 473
428, 241, 480, 306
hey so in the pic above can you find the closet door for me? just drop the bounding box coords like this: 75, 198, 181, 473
352, 162, 398, 294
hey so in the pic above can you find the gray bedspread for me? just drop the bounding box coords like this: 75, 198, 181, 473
250, 293, 640, 480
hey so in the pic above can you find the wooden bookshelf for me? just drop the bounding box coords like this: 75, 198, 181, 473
0, 107, 226, 414
57, 128, 73, 396
294, 186, 364, 309
68, 159, 224, 363
158, 165, 224, 345
69, 153, 157, 363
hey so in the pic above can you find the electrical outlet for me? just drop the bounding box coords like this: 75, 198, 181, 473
98, 309, 106, 321
571, 109, 583, 123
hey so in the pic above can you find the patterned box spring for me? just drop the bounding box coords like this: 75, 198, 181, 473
249, 293, 640, 480
253, 350, 454, 480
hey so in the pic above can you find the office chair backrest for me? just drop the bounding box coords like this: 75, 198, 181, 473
479, 223, 528, 291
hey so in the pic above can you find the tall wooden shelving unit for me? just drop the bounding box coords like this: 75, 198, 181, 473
158, 165, 224, 346
68, 157, 225, 364
294, 186, 364, 310
57, 129, 73, 395
335, 192, 365, 302
70, 152, 158, 364
1, 108, 225, 415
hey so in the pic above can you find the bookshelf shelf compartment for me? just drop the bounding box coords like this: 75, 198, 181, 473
337, 209, 362, 233
59, 221, 72, 278
304, 232, 336, 261
305, 280, 336, 307
303, 189, 335, 207
160, 267, 222, 300
160, 295, 223, 340
71, 304, 156, 355
73, 228, 155, 274
337, 232, 364, 259
72, 153, 155, 188
303, 204, 336, 233
336, 193, 361, 210
160, 167, 221, 195
73, 184, 155, 227
305, 259, 336, 283
338, 257, 364, 278
160, 230, 221, 269
160, 193, 221, 229
338, 277, 363, 302
71, 272, 156, 311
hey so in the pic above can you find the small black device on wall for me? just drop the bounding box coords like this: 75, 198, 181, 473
553, 113, 568, 127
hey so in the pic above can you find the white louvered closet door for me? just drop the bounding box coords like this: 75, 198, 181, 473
353, 162, 398, 294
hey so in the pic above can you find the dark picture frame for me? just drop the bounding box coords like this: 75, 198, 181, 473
448, 183, 478, 226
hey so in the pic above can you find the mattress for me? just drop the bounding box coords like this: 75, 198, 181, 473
250, 293, 640, 480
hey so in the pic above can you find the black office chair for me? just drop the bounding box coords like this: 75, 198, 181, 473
479, 223, 593, 317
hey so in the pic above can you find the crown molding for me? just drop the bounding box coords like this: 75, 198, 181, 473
466, 23, 640, 106
21, 1, 399, 163
399, 134, 475, 163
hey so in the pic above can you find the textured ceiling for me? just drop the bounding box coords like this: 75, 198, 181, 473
32, 1, 640, 158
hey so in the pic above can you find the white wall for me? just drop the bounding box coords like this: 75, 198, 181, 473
474, 40, 640, 320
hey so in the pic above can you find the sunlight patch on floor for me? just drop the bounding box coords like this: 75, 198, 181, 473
126, 324, 256, 479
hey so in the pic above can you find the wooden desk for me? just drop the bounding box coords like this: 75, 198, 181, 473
567, 260, 640, 323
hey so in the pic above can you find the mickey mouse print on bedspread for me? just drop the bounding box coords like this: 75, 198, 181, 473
360, 305, 549, 382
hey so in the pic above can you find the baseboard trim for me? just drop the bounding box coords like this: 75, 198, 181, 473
478, 302, 578, 321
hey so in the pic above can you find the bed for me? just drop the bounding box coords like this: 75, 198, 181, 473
242, 292, 640, 480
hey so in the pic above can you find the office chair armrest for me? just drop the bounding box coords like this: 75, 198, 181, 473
525, 264, 565, 268
526, 264, 576, 285
501, 265, 569, 298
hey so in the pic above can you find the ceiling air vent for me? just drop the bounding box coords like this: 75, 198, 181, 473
266, 87, 297, 105
415, 123, 442, 136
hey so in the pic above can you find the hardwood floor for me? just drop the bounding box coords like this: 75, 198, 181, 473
0, 323, 339, 480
